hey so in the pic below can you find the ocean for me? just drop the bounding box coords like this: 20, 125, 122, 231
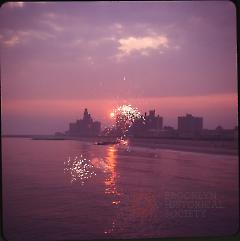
2, 137, 239, 241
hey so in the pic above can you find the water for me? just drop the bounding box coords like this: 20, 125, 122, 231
2, 138, 239, 241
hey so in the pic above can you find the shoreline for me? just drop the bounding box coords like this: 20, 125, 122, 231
2, 135, 238, 156
127, 140, 238, 156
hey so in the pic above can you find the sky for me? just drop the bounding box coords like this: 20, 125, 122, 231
0, 1, 238, 134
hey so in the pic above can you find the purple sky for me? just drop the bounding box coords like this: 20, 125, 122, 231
1, 1, 237, 134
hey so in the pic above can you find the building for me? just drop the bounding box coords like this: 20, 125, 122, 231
158, 126, 178, 138
129, 110, 163, 137
178, 114, 203, 138
200, 126, 236, 141
144, 110, 163, 130
66, 108, 101, 136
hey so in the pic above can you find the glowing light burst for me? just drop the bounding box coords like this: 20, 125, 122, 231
64, 155, 96, 184
111, 104, 143, 138
115, 104, 141, 122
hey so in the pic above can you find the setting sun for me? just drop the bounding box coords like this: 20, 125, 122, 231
110, 112, 115, 118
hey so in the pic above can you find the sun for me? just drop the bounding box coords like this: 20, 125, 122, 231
110, 112, 115, 118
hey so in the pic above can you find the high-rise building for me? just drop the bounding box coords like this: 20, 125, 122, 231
66, 108, 101, 136
144, 110, 163, 130
129, 110, 163, 137
178, 114, 203, 136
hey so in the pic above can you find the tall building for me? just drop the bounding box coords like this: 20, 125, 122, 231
144, 110, 163, 130
66, 108, 101, 136
129, 110, 163, 137
178, 114, 203, 137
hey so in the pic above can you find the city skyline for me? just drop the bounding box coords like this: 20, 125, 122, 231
1, 1, 237, 134
61, 107, 237, 141
66, 107, 235, 134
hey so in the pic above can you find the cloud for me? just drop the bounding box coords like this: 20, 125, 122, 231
40, 19, 64, 32
19, 30, 55, 40
114, 23, 123, 30
1, 30, 55, 47
112, 23, 123, 34
3, 35, 20, 47
4, 2, 49, 8
87, 36, 116, 48
72, 38, 83, 46
44, 12, 58, 20
117, 35, 169, 58
108, 23, 123, 34
86, 56, 94, 65
4, 2, 25, 8
40, 13, 64, 32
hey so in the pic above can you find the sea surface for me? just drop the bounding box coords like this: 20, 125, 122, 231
2, 138, 239, 241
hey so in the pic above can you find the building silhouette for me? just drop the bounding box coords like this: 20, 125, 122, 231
144, 110, 163, 130
66, 108, 101, 136
178, 114, 203, 138
129, 110, 163, 137
199, 125, 237, 140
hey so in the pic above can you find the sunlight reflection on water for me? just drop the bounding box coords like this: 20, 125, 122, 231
64, 154, 96, 184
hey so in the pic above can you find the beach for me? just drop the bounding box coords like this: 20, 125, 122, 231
26, 135, 238, 156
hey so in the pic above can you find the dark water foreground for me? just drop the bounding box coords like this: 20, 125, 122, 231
2, 138, 239, 241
